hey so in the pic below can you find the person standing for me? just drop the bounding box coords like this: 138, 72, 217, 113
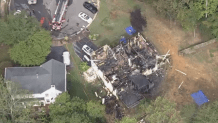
32, 9, 35, 14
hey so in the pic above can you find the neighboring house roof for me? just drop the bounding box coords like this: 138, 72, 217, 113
5, 59, 66, 94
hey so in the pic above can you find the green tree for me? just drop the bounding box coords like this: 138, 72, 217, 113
0, 11, 40, 45
203, 13, 218, 37
177, 1, 204, 31
0, 79, 45, 122
87, 100, 105, 118
79, 62, 90, 72
180, 104, 197, 123
153, 0, 179, 19
201, 0, 218, 17
49, 92, 105, 123
192, 101, 218, 122
9, 29, 51, 66
49, 93, 90, 123
140, 96, 182, 123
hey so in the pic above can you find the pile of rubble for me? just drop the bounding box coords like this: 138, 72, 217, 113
85, 33, 170, 108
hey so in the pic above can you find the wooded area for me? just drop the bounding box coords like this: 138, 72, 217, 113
147, 0, 218, 38
0, 12, 51, 66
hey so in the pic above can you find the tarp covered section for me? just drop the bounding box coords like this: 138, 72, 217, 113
120, 37, 127, 44
191, 90, 209, 106
125, 26, 136, 35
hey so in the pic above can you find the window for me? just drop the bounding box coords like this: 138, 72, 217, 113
46, 99, 50, 103
45, 94, 49, 97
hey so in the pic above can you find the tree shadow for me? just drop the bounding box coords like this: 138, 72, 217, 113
130, 9, 147, 32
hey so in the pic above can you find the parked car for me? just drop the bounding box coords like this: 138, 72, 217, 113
78, 12, 93, 23
82, 45, 93, 56
63, 51, 70, 65
28, 0, 37, 5
83, 55, 90, 62
83, 2, 98, 14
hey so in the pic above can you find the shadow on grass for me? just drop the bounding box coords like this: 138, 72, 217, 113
67, 72, 88, 100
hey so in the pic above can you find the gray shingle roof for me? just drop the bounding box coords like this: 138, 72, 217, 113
5, 59, 66, 94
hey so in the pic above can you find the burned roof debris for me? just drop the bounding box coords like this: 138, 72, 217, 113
89, 33, 169, 108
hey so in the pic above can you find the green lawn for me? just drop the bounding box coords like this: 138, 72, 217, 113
88, 0, 143, 47
66, 44, 104, 101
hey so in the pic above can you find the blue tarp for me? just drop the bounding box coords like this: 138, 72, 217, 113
191, 90, 209, 106
120, 37, 127, 44
125, 26, 136, 35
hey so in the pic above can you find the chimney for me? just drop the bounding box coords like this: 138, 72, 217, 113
36, 74, 38, 78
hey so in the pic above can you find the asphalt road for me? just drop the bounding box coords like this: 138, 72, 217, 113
73, 37, 98, 66
12, 0, 98, 39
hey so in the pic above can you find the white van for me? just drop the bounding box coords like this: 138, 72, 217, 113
63, 51, 70, 66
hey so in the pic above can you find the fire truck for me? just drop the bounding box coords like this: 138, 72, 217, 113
51, 0, 69, 30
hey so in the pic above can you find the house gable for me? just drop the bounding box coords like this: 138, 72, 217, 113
5, 59, 66, 94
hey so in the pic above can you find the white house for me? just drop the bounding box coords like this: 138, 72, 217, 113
4, 59, 67, 106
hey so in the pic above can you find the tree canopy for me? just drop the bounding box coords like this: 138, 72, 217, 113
0, 79, 45, 122
140, 96, 182, 123
149, 0, 218, 37
192, 101, 218, 122
9, 29, 52, 66
49, 92, 106, 123
203, 13, 218, 37
0, 11, 40, 45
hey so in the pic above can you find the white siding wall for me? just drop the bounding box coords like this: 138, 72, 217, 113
32, 86, 62, 104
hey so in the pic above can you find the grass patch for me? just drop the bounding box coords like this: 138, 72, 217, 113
0, 45, 11, 62
209, 48, 218, 58
65, 44, 105, 101
193, 51, 212, 63
89, 0, 142, 47
0, 45, 13, 75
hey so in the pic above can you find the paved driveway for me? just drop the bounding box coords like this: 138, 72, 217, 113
73, 37, 98, 66
11, 0, 98, 39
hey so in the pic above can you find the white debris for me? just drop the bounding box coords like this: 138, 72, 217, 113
128, 58, 132, 67
178, 81, 184, 89
102, 98, 105, 104
95, 92, 98, 97
175, 69, 187, 75
143, 69, 152, 76
83, 67, 97, 82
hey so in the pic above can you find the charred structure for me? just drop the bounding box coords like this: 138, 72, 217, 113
90, 33, 168, 108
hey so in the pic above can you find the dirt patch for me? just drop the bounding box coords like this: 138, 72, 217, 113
142, 3, 218, 105
110, 11, 117, 19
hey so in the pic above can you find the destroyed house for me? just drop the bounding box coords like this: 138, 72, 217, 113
90, 33, 166, 108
